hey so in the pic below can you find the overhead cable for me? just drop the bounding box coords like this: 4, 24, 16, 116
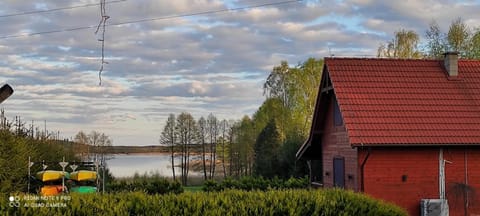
0, 0, 126, 18
0, 0, 301, 40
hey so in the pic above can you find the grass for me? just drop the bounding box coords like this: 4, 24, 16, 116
183, 186, 203, 192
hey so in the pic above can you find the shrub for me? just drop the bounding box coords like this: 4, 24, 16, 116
107, 177, 183, 194
202, 176, 309, 192
0, 189, 407, 216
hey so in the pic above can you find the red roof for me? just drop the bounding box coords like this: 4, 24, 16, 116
327, 57, 480, 146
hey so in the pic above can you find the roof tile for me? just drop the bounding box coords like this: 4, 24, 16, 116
326, 57, 480, 146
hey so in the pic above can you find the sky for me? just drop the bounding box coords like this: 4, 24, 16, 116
0, 0, 479, 146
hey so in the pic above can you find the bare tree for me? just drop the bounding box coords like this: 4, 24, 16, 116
220, 119, 228, 178
74, 131, 90, 161
197, 116, 208, 180
207, 113, 218, 179
160, 114, 177, 181
73, 130, 111, 162
176, 112, 197, 185
425, 21, 447, 58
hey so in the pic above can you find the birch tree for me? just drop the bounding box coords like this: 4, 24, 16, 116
176, 112, 197, 185
377, 29, 421, 58
207, 113, 218, 179
425, 21, 446, 58
447, 18, 469, 54
197, 116, 208, 180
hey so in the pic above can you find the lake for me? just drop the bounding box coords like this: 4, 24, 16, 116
107, 154, 175, 178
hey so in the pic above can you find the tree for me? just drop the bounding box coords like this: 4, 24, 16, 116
74, 131, 90, 160
263, 59, 323, 136
377, 29, 421, 58
253, 119, 282, 178
425, 21, 447, 58
447, 18, 470, 55
73, 129, 111, 180
228, 120, 237, 177
0, 130, 32, 193
264, 61, 290, 107
423, 18, 480, 59
253, 98, 288, 142
206, 113, 218, 179
160, 114, 177, 181
256, 59, 323, 178
197, 116, 208, 180
219, 119, 229, 178
231, 116, 255, 177
288, 58, 323, 135
467, 29, 480, 59
175, 112, 197, 185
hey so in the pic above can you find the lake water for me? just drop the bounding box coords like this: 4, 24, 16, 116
107, 154, 175, 178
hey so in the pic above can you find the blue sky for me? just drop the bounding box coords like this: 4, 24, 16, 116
0, 0, 479, 145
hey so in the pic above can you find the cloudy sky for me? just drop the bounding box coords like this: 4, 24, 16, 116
0, 0, 479, 146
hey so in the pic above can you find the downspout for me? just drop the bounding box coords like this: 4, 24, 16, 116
464, 148, 469, 216
360, 147, 371, 192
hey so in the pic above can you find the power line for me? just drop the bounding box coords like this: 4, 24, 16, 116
0, 0, 302, 40
0, 0, 127, 18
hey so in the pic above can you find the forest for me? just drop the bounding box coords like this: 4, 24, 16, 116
159, 58, 323, 185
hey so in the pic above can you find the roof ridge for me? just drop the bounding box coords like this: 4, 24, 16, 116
325, 57, 442, 61
324, 56, 480, 62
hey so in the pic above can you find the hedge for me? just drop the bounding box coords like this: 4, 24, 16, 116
203, 176, 309, 192
1, 189, 407, 216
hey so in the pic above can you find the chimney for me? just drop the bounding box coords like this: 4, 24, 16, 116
444, 52, 458, 77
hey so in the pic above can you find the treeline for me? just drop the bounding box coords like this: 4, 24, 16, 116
378, 18, 480, 59
0, 110, 77, 194
160, 58, 323, 185
0, 109, 67, 141
73, 130, 112, 162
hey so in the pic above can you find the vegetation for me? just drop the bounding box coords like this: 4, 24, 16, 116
74, 131, 112, 162
1, 189, 407, 216
377, 29, 421, 58
202, 176, 309, 192
0, 113, 77, 194
378, 17, 480, 59
108, 174, 183, 194
158, 58, 322, 183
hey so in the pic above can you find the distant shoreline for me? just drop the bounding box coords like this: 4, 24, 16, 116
109, 152, 170, 156
99, 145, 170, 154
74, 144, 204, 155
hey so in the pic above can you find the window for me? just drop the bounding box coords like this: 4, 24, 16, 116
334, 98, 343, 126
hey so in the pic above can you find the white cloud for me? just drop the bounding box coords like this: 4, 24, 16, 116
0, 0, 479, 145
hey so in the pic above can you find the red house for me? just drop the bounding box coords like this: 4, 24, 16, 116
296, 53, 480, 216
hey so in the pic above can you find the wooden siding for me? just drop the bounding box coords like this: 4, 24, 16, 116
320, 95, 358, 190
359, 147, 480, 216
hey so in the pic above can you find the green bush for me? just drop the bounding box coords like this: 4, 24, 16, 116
202, 176, 309, 192
107, 175, 183, 194
0, 189, 407, 216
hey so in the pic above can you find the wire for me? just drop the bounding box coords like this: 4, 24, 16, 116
0, 0, 302, 40
96, 0, 109, 86
0, 0, 127, 18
